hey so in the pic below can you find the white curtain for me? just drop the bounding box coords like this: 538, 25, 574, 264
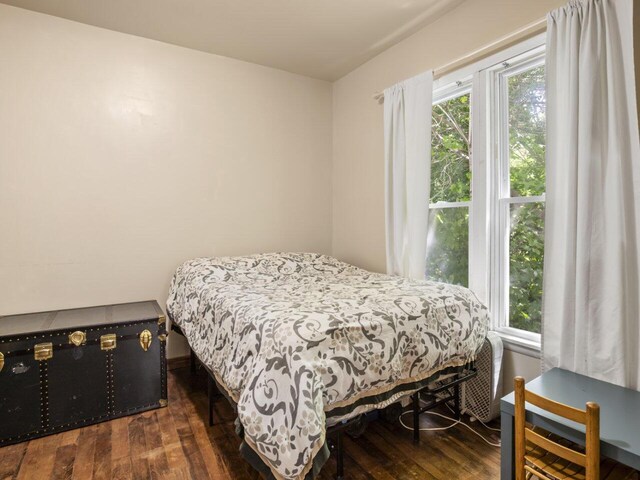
543, 0, 640, 389
384, 71, 433, 279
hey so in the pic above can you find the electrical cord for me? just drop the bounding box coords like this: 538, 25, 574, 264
461, 407, 501, 433
398, 401, 501, 448
444, 401, 501, 433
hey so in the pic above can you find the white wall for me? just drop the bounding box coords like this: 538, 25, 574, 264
502, 350, 541, 393
0, 5, 333, 358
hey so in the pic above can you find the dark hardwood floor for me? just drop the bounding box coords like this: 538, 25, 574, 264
0, 367, 501, 479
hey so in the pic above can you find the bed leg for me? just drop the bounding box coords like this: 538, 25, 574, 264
412, 392, 420, 444
453, 382, 461, 420
190, 348, 197, 375
207, 375, 214, 427
335, 431, 344, 480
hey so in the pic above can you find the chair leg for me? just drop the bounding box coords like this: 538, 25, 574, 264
335, 431, 344, 480
190, 349, 197, 375
413, 392, 420, 444
207, 375, 214, 427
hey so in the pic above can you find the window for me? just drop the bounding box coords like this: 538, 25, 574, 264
427, 35, 546, 349
493, 56, 546, 341
426, 84, 472, 287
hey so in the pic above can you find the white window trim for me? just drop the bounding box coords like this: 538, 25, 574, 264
433, 33, 546, 91
490, 46, 545, 349
429, 33, 546, 353
430, 201, 472, 209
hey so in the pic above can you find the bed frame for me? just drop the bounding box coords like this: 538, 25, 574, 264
170, 322, 477, 480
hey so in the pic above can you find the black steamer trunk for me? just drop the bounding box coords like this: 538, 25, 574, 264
0, 301, 167, 446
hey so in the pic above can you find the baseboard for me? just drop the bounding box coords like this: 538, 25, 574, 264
168, 355, 190, 371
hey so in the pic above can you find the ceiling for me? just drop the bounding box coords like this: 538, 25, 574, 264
0, 0, 464, 81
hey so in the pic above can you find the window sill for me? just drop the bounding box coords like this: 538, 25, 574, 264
495, 331, 541, 359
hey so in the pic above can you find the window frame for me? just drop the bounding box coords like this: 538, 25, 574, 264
490, 45, 546, 347
430, 33, 546, 352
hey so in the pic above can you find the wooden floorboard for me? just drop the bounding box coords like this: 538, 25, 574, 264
0, 367, 502, 479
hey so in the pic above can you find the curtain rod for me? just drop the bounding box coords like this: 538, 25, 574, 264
372, 17, 546, 103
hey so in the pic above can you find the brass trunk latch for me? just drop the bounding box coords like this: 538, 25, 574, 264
68, 331, 86, 347
139, 330, 152, 352
100, 334, 117, 351
34, 343, 53, 361
0, 352, 4, 372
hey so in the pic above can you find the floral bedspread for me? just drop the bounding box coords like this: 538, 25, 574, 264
166, 253, 489, 480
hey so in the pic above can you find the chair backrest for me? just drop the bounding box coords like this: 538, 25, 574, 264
514, 376, 600, 480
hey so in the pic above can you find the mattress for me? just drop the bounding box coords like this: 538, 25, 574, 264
166, 253, 489, 480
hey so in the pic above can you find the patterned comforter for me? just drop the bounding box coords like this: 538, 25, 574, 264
166, 253, 489, 480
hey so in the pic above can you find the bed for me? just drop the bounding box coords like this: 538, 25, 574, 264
166, 252, 489, 480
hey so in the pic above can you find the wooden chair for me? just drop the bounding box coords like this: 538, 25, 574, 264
514, 377, 638, 480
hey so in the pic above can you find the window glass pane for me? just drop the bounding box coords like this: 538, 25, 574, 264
431, 93, 471, 203
508, 65, 546, 197
509, 202, 545, 333
426, 207, 468, 287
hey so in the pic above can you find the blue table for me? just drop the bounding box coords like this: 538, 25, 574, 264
500, 368, 640, 479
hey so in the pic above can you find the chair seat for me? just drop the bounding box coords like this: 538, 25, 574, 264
525, 441, 638, 480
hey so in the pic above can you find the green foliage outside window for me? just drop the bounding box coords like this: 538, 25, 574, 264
426, 93, 471, 288
430, 94, 471, 204
507, 66, 546, 333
